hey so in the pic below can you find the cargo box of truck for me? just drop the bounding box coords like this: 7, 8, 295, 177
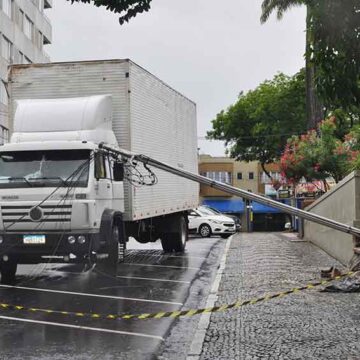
0, 59, 198, 282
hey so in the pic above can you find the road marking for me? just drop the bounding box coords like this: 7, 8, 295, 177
122, 263, 200, 270
0, 315, 164, 340
169, 255, 206, 260
117, 275, 191, 284
0, 284, 183, 306
187, 237, 233, 360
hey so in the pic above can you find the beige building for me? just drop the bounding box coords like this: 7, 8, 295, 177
198, 154, 271, 198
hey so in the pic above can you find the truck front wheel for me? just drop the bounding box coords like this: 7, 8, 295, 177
0, 258, 17, 284
106, 224, 120, 267
161, 215, 187, 253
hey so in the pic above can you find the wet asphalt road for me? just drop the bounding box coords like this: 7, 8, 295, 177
0, 236, 221, 360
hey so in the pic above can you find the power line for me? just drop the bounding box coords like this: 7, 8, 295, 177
198, 133, 303, 140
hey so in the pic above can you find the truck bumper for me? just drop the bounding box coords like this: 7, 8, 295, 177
0, 232, 102, 264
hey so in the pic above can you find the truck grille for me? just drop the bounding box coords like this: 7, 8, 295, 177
1, 204, 72, 225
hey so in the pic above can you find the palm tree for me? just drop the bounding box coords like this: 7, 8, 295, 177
261, 0, 324, 130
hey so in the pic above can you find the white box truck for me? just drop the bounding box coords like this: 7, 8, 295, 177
0, 59, 198, 283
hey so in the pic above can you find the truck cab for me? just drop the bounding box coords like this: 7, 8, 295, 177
0, 95, 126, 282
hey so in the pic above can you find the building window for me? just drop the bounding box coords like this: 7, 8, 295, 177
201, 171, 232, 184
0, 126, 9, 145
17, 9, 24, 30
249, 172, 254, 180
1, 36, 12, 62
24, 16, 33, 40
2, 0, 13, 19
237, 172, 242, 180
37, 31, 43, 49
260, 171, 281, 184
0, 82, 8, 106
38, 0, 44, 12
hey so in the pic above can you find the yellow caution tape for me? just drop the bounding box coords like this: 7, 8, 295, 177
0, 271, 354, 321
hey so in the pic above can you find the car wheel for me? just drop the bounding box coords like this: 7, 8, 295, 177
199, 224, 212, 238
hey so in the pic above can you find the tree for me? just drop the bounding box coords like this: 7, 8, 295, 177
207, 70, 307, 179
66, 0, 153, 24
261, 0, 323, 130
310, 0, 360, 112
261, 0, 360, 128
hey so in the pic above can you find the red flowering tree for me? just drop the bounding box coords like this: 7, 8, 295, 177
280, 117, 360, 186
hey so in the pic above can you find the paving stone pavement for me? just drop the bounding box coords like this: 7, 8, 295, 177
200, 232, 360, 360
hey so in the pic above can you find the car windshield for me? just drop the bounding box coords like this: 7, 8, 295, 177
0, 150, 90, 188
198, 206, 219, 216
204, 206, 221, 214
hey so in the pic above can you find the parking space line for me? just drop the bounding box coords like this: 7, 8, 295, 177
122, 263, 200, 270
117, 275, 191, 284
126, 252, 206, 261
0, 315, 164, 340
0, 284, 183, 306
169, 255, 206, 260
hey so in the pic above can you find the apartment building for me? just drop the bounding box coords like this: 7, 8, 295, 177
198, 155, 289, 231
0, 0, 52, 142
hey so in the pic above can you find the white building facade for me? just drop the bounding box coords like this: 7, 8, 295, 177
0, 0, 52, 142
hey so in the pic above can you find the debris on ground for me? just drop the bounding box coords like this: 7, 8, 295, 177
320, 266, 342, 279
322, 271, 360, 293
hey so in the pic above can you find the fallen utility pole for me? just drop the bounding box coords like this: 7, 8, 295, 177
100, 144, 360, 238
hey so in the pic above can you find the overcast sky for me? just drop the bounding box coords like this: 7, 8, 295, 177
47, 0, 306, 156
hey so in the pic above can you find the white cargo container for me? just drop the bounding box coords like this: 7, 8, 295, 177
0, 60, 198, 283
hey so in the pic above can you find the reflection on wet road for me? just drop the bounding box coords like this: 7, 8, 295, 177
0, 236, 221, 359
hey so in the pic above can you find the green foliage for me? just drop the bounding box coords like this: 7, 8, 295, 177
207, 70, 307, 170
66, 0, 152, 24
310, 0, 360, 110
261, 0, 360, 119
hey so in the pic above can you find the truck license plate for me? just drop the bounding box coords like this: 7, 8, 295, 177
23, 235, 46, 244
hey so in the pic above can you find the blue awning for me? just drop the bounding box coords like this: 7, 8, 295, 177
203, 198, 293, 214
202, 199, 244, 213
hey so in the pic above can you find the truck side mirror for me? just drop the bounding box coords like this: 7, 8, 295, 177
113, 162, 124, 181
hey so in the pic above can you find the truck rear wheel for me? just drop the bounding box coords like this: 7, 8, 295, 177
161, 216, 187, 253
0, 258, 17, 284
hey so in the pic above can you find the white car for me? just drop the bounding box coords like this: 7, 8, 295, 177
188, 206, 236, 238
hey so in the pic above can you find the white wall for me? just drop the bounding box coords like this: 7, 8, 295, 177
304, 171, 360, 265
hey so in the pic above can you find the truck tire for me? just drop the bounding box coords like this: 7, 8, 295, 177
0, 259, 17, 284
199, 224, 212, 238
161, 216, 187, 253
105, 224, 119, 267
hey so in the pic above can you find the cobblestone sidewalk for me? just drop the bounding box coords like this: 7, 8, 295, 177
200, 233, 360, 360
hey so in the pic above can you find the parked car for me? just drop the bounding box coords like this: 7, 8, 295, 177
201, 206, 242, 232
188, 206, 236, 238
223, 214, 241, 232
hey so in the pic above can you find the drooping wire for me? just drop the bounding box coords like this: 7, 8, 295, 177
0, 155, 94, 264
122, 156, 158, 187
15, 155, 95, 284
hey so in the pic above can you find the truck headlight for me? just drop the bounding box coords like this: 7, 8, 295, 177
77, 235, 86, 244
68, 236, 76, 244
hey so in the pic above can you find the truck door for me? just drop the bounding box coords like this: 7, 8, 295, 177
94, 152, 113, 214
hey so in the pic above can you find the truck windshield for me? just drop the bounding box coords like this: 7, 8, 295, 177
0, 150, 90, 188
